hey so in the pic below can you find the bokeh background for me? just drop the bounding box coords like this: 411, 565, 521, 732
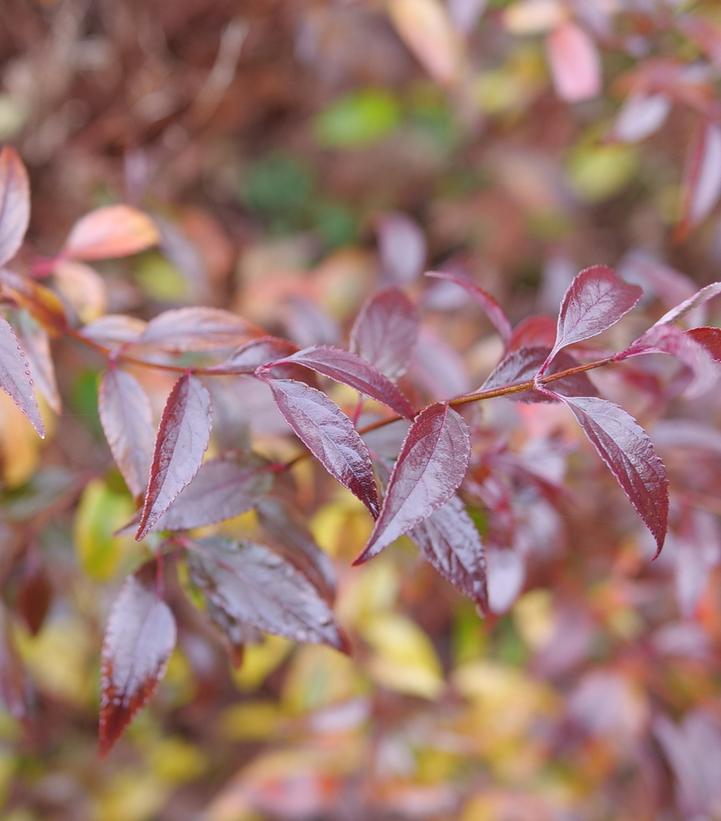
2, 1, 721, 819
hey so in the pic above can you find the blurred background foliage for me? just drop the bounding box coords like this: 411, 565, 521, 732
2, 0, 721, 819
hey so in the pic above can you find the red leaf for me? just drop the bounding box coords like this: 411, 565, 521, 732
0, 315, 44, 436
507, 315, 557, 352
350, 288, 419, 380
410, 494, 487, 610
376, 212, 426, 284
481, 346, 597, 402
138, 307, 263, 352
136, 375, 212, 540
688, 326, 721, 362
63, 205, 159, 261
262, 345, 415, 418
265, 378, 379, 516
426, 270, 512, 343
545, 265, 642, 368
354, 403, 471, 564
187, 537, 347, 651
15, 313, 60, 414
99, 368, 156, 498
214, 336, 299, 373
678, 122, 721, 238
153, 459, 272, 532
99, 564, 176, 755
17, 547, 52, 636
546, 21, 601, 103
0, 147, 29, 267
557, 395, 668, 555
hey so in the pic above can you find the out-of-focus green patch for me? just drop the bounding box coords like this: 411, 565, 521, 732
134, 252, 188, 301
241, 153, 314, 229
492, 614, 529, 666
310, 200, 358, 249
0, 95, 27, 139
314, 89, 401, 148
283, 645, 367, 715
74, 478, 136, 580
568, 142, 639, 202
149, 737, 207, 784
452, 601, 488, 665
408, 85, 456, 149
70, 369, 102, 436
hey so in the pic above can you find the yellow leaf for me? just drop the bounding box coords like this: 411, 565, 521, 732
231, 635, 292, 691
219, 700, 281, 741
0, 392, 40, 487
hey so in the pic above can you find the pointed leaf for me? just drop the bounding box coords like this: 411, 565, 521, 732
99, 564, 176, 755
652, 282, 721, 328
426, 270, 512, 342
350, 288, 419, 380
410, 495, 487, 610
688, 326, 721, 362
0, 315, 43, 436
678, 122, 721, 236
546, 21, 601, 103
153, 459, 272, 532
138, 307, 263, 352
63, 205, 159, 261
265, 378, 379, 516
481, 346, 597, 402
136, 375, 212, 540
557, 395, 668, 555
262, 345, 415, 418
0, 147, 29, 267
15, 312, 60, 414
187, 537, 347, 651
99, 368, 155, 498
546, 265, 642, 366
355, 403, 471, 564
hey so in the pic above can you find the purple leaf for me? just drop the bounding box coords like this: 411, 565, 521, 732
557, 395, 668, 555
678, 121, 721, 238
15, 313, 60, 414
481, 346, 597, 402
350, 288, 419, 380
411, 328, 471, 400
99, 368, 155, 498
0, 147, 29, 267
152, 459, 272, 532
486, 548, 525, 614
410, 494, 488, 610
81, 314, 147, 346
187, 537, 347, 651
261, 345, 415, 418
612, 92, 670, 143
99, 563, 176, 755
354, 403, 471, 564
265, 378, 379, 516
426, 270, 512, 342
0, 603, 29, 720
507, 315, 557, 352
545, 265, 642, 368
213, 336, 299, 373
376, 212, 426, 284
0, 315, 44, 436
137, 307, 263, 352
136, 375, 212, 540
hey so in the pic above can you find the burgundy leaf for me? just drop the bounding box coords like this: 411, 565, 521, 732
213, 336, 299, 373
480, 346, 597, 402
426, 270, 512, 343
507, 315, 557, 352
546, 21, 601, 103
0, 315, 44, 436
354, 403, 471, 564
17, 547, 52, 636
136, 375, 212, 540
262, 345, 415, 418
152, 459, 272, 532
688, 326, 721, 362
376, 212, 426, 283
265, 378, 379, 516
137, 307, 263, 352
557, 395, 668, 555
99, 564, 176, 755
350, 288, 419, 380
0, 147, 29, 267
545, 265, 642, 368
99, 368, 155, 498
410, 494, 488, 610
612, 92, 670, 143
187, 537, 347, 651
678, 121, 721, 237
15, 313, 60, 414
652, 282, 721, 327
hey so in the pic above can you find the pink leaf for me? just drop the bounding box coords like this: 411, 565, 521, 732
187, 537, 347, 652
153, 459, 272, 532
376, 212, 426, 283
481, 346, 597, 402
354, 403, 471, 564
63, 205, 159, 261
546, 21, 601, 103
136, 375, 212, 540
0, 147, 29, 267
410, 494, 488, 610
545, 265, 642, 368
678, 122, 721, 237
261, 345, 415, 418
265, 378, 379, 516
0, 315, 44, 436
612, 92, 670, 143
99, 564, 176, 755
99, 368, 156, 498
138, 307, 263, 352
557, 395, 668, 555
350, 288, 419, 380
426, 270, 512, 342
